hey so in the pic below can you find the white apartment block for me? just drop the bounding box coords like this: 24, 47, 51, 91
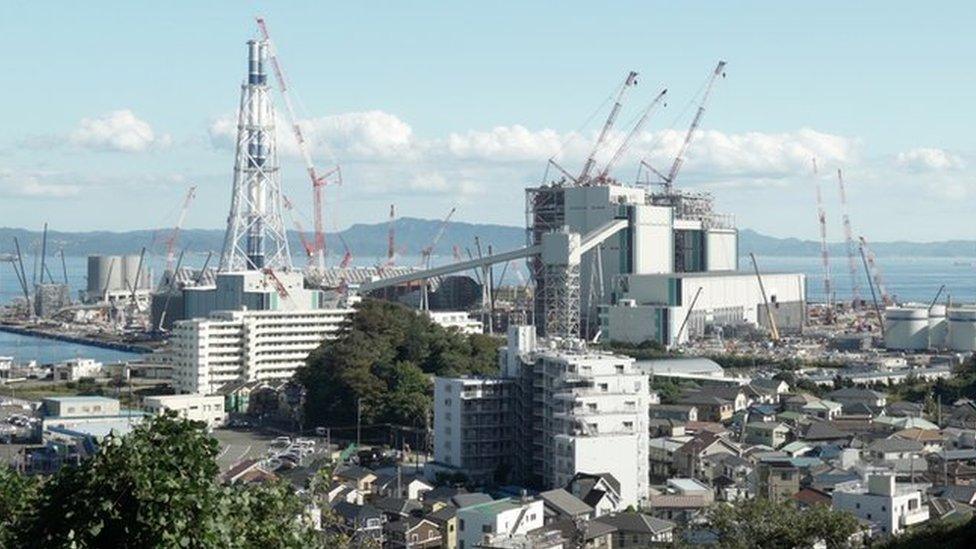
433, 377, 515, 484
53, 358, 103, 382
171, 307, 353, 394
456, 497, 544, 549
832, 474, 929, 536
143, 394, 227, 429
433, 326, 651, 509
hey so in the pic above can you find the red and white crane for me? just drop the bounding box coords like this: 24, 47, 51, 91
837, 169, 862, 308
378, 204, 397, 273
420, 207, 457, 268
256, 17, 341, 272
642, 61, 726, 194
812, 158, 833, 316
164, 185, 197, 274
859, 236, 892, 306
281, 194, 316, 262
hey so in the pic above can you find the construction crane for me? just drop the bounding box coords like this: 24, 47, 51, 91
418, 207, 457, 311
282, 194, 316, 263
750, 253, 781, 344
337, 233, 353, 269
256, 17, 342, 271
262, 267, 295, 309
577, 71, 639, 185
859, 236, 892, 306
642, 61, 727, 194
837, 169, 862, 309
812, 158, 833, 321
596, 87, 668, 183
379, 204, 397, 272
164, 186, 197, 275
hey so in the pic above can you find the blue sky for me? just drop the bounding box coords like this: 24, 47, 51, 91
1, 1, 973, 242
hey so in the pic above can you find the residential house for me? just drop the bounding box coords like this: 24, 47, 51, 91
782, 393, 821, 413
648, 404, 698, 422
801, 400, 843, 420
751, 378, 790, 397
648, 435, 693, 480
373, 496, 423, 522
374, 472, 435, 501
744, 422, 790, 449
832, 474, 929, 536
792, 487, 832, 509
886, 401, 924, 418
756, 460, 800, 503
333, 465, 378, 494
538, 488, 593, 523
566, 473, 623, 518
331, 501, 386, 546
892, 428, 944, 453
677, 394, 733, 422
529, 518, 615, 549
673, 432, 741, 479
689, 386, 750, 411
456, 497, 544, 549
827, 388, 888, 410
426, 505, 459, 549
593, 512, 677, 547
866, 438, 924, 463
385, 517, 443, 549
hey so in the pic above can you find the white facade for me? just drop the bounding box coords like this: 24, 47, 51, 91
433, 377, 514, 484
604, 271, 806, 346
53, 358, 103, 382
456, 497, 544, 549
948, 307, 976, 352
427, 311, 484, 335
832, 474, 929, 536
171, 307, 353, 394
143, 393, 227, 429
884, 307, 931, 351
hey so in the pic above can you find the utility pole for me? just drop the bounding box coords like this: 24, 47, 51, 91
356, 397, 363, 447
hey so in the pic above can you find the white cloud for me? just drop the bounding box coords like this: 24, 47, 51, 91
0, 169, 80, 198
896, 147, 965, 172
209, 110, 418, 160
445, 126, 569, 162
69, 110, 169, 152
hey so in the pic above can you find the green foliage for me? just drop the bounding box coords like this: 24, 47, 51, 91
0, 465, 40, 547
5, 413, 321, 548
296, 299, 501, 427
707, 499, 860, 549
650, 377, 685, 404
881, 515, 976, 548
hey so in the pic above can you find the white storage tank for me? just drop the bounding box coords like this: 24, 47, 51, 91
928, 304, 948, 350
948, 307, 976, 352
121, 255, 142, 292
884, 306, 929, 350
86, 255, 123, 296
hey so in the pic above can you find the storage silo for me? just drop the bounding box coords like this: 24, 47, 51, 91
86, 255, 121, 297
948, 307, 976, 352
884, 306, 929, 350
121, 255, 142, 292
928, 304, 948, 350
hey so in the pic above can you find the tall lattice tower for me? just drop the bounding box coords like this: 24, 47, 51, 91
219, 39, 292, 272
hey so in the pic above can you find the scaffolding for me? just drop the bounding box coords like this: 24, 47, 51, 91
526, 185, 566, 337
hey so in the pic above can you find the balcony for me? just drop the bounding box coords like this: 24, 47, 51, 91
900, 507, 929, 527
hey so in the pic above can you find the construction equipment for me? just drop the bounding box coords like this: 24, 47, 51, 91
262, 267, 295, 309
165, 186, 197, 274
749, 253, 780, 343
642, 61, 727, 194
256, 17, 341, 271
282, 194, 316, 263
596, 87, 667, 184
859, 236, 892, 306
674, 286, 704, 345
812, 158, 833, 321
837, 169, 862, 308
418, 207, 457, 311
859, 244, 885, 338
577, 71, 639, 185
379, 204, 397, 272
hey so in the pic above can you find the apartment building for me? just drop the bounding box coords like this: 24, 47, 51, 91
433, 377, 516, 485
433, 326, 652, 509
171, 307, 353, 394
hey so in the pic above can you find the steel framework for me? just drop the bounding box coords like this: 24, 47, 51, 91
219, 39, 292, 272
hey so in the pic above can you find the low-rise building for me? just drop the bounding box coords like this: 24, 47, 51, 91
427, 311, 484, 335
827, 388, 888, 409
142, 394, 226, 429
456, 497, 544, 549
53, 358, 103, 381
744, 422, 790, 449
593, 512, 676, 546
832, 474, 929, 536
677, 394, 733, 422
648, 404, 698, 422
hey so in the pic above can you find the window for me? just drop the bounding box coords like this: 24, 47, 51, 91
459, 519, 465, 531
909, 499, 918, 510
482, 525, 493, 533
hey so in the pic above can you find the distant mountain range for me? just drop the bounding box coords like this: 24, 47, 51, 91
1, 221, 973, 259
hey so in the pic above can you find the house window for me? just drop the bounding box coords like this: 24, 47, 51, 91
459, 519, 465, 531
411, 533, 419, 542
909, 499, 918, 510
482, 525, 493, 533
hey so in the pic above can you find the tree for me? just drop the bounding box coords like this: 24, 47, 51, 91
297, 299, 501, 428
9, 413, 321, 548
707, 499, 859, 549
0, 466, 40, 547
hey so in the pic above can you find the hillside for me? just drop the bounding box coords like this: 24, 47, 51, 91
1, 223, 972, 259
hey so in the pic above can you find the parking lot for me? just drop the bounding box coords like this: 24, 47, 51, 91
210, 428, 332, 472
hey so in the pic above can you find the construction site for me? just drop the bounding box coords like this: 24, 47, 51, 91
1, 18, 973, 390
